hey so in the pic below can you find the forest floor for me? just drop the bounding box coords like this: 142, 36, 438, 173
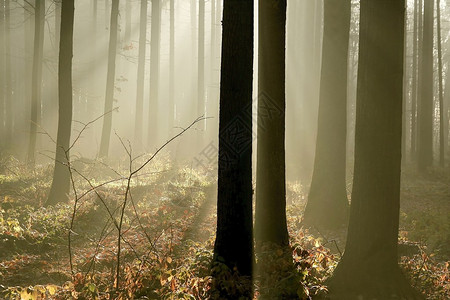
0, 155, 448, 299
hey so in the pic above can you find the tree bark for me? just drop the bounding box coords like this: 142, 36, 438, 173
46, 0, 75, 206
213, 0, 254, 289
135, 0, 147, 145
418, 0, 434, 171
254, 0, 288, 245
328, 1, 422, 298
99, 0, 119, 158
302, 0, 351, 230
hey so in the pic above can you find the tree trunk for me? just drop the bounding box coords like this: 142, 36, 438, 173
197, 0, 205, 132
0, 0, 4, 144
148, 0, 160, 148
135, 0, 147, 146
402, 2, 408, 164
213, 0, 254, 291
302, 0, 351, 230
169, 0, 174, 136
27, 0, 45, 166
99, 0, 119, 158
55, 0, 61, 47
125, 0, 131, 43
46, 0, 75, 206
254, 0, 288, 245
411, 0, 419, 161
418, 0, 434, 171
328, 1, 422, 298
5, 0, 12, 146
437, 0, 445, 167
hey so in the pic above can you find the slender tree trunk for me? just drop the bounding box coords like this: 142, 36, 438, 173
105, 0, 110, 28
328, 1, 422, 298
0, 0, 5, 144
55, 0, 61, 47
418, 0, 434, 171
99, 0, 119, 158
437, 0, 445, 167
125, 0, 131, 43
4, 0, 12, 147
402, 2, 408, 163
169, 0, 174, 135
303, 0, 351, 230
135, 0, 147, 145
46, 0, 75, 206
213, 0, 254, 289
197, 0, 205, 135
148, 0, 160, 148
206, 0, 216, 140
190, 0, 197, 118
411, 0, 419, 161
27, 0, 45, 165
22, 0, 33, 158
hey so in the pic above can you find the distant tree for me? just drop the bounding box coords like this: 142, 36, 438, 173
148, 0, 160, 148
168, 0, 175, 136
197, 0, 205, 133
302, 0, 351, 230
411, 0, 419, 160
135, 0, 147, 146
3, 0, 12, 147
55, 0, 61, 47
125, 0, 131, 43
254, 0, 288, 246
437, 0, 445, 167
213, 0, 254, 294
99, 0, 119, 158
0, 0, 4, 145
27, 0, 45, 165
46, 0, 75, 206
328, 1, 423, 298
418, 0, 433, 171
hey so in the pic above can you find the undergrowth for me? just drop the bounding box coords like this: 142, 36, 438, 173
0, 158, 448, 299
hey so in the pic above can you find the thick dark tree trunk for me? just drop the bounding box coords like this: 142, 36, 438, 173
213, 0, 254, 294
328, 1, 422, 298
99, 0, 119, 158
135, 0, 147, 145
148, 0, 160, 148
418, 0, 434, 171
254, 0, 288, 246
27, 0, 45, 165
46, 0, 74, 206
302, 0, 351, 230
411, 0, 419, 161
437, 0, 445, 167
